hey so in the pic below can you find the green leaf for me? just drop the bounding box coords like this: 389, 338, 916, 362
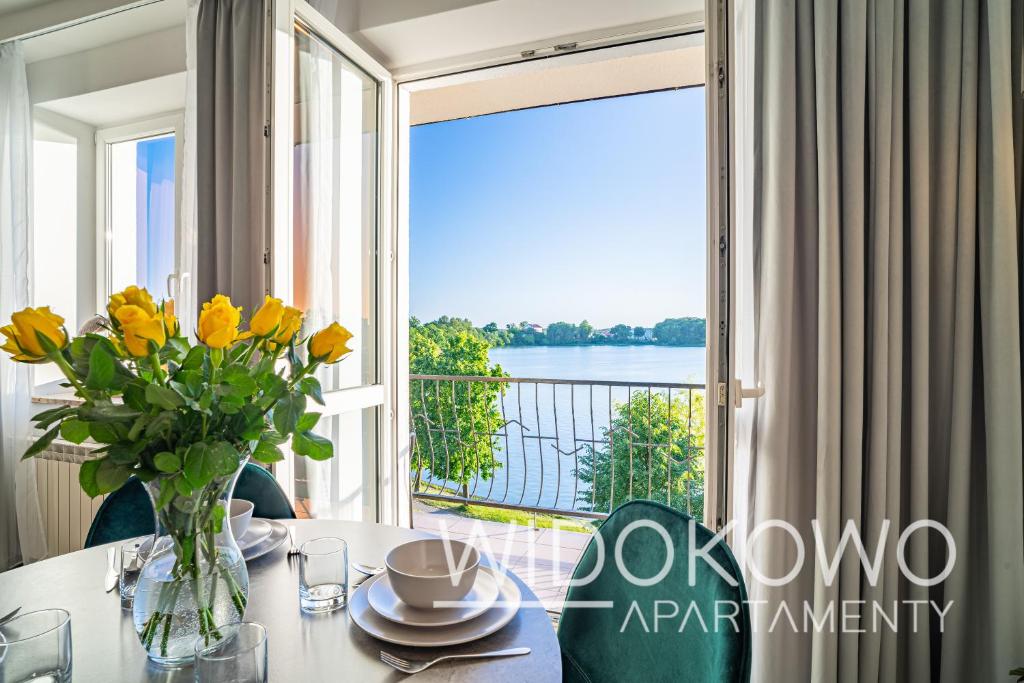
89, 422, 120, 444
211, 504, 226, 534
79, 403, 142, 421
144, 411, 175, 439
218, 394, 244, 415
293, 430, 333, 461
85, 343, 115, 390
297, 412, 321, 431
183, 442, 214, 488
297, 377, 325, 406
221, 366, 258, 396
209, 441, 241, 477
252, 440, 284, 464
122, 383, 148, 412
145, 384, 185, 411
155, 478, 176, 509
198, 389, 214, 411
32, 405, 76, 429
127, 415, 150, 441
59, 418, 91, 444
153, 451, 182, 473
79, 459, 101, 498
95, 457, 131, 493
107, 442, 143, 465
258, 373, 287, 397
272, 392, 306, 435
22, 424, 60, 460
180, 345, 206, 371
173, 474, 193, 498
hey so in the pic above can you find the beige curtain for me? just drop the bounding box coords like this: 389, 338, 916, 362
195, 0, 267, 314
746, 1, 1024, 681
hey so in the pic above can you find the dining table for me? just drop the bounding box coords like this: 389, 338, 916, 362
0, 518, 562, 682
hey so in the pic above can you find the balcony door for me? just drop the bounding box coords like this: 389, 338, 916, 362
268, 0, 398, 524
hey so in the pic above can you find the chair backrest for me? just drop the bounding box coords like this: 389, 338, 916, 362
557, 500, 751, 683
84, 462, 296, 549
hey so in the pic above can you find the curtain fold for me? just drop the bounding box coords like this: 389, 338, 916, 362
745, 1, 1024, 680
178, 0, 200, 339
195, 0, 268, 314
0, 41, 47, 569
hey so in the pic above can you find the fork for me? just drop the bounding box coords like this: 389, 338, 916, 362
379, 647, 530, 674
287, 527, 300, 562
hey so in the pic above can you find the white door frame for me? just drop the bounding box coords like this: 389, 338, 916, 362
267, 0, 401, 524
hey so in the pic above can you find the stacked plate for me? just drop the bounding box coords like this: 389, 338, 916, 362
349, 540, 522, 647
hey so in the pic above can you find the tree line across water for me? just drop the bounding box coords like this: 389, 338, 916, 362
410, 315, 706, 348
409, 316, 706, 519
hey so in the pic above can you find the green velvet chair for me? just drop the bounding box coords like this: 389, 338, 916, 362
557, 500, 751, 683
84, 463, 296, 548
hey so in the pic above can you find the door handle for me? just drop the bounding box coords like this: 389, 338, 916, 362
732, 379, 764, 408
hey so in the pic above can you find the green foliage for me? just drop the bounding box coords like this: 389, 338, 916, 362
577, 389, 705, 519
410, 318, 508, 486
652, 317, 705, 346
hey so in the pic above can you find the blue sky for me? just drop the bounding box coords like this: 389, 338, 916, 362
410, 87, 706, 329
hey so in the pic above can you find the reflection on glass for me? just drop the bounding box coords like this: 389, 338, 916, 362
293, 24, 378, 392
108, 134, 176, 297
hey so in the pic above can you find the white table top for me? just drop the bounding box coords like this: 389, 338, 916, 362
0, 519, 562, 682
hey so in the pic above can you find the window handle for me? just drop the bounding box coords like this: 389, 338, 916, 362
732, 379, 765, 408
166, 273, 178, 298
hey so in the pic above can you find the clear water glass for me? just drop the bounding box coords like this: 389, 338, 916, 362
0, 608, 72, 683
194, 622, 267, 683
120, 536, 153, 609
299, 537, 348, 613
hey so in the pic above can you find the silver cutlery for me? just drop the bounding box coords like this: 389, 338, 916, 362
286, 527, 299, 562
352, 562, 383, 576
0, 606, 21, 626
379, 647, 531, 674
104, 547, 118, 592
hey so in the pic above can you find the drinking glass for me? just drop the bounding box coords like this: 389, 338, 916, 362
194, 622, 267, 683
298, 537, 348, 613
120, 536, 153, 609
0, 608, 72, 683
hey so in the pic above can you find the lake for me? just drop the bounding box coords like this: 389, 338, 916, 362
414, 345, 707, 513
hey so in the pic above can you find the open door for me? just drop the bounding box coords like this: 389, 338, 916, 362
267, 0, 400, 524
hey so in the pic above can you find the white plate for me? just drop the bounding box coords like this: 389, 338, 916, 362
350, 569, 521, 647
237, 519, 273, 551
242, 519, 288, 561
368, 566, 501, 627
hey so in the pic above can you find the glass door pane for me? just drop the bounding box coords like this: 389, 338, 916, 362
290, 21, 382, 521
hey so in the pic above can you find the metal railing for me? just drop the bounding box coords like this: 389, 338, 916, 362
410, 374, 706, 520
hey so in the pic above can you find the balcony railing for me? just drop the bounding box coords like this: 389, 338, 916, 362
410, 374, 706, 520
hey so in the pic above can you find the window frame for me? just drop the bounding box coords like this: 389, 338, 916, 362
94, 112, 185, 308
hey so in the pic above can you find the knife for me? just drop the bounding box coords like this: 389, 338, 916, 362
104, 547, 118, 592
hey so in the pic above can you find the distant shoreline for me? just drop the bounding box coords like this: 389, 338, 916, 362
492, 342, 706, 349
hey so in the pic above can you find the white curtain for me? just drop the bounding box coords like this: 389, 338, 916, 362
177, 0, 200, 339
0, 41, 47, 569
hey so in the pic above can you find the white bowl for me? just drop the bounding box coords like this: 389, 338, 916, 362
229, 499, 254, 540
385, 539, 480, 609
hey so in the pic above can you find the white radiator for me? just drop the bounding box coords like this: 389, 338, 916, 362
35, 441, 107, 556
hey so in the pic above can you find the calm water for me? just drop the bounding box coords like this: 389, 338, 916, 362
416, 345, 707, 512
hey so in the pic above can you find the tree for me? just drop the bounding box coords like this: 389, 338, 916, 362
610, 324, 632, 342
578, 320, 594, 342
409, 318, 508, 490
652, 317, 706, 346
545, 321, 578, 345
576, 389, 705, 519
633, 326, 646, 339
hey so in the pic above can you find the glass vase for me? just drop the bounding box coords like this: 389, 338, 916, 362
133, 457, 250, 667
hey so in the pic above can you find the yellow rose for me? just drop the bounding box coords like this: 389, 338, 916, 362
114, 305, 167, 357
271, 306, 303, 346
163, 299, 178, 336
249, 296, 284, 337
0, 306, 68, 362
198, 294, 243, 349
108, 286, 157, 320
308, 323, 353, 363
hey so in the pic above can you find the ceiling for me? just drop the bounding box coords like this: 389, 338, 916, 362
0, 0, 44, 13
20, 0, 184, 63
35, 72, 185, 126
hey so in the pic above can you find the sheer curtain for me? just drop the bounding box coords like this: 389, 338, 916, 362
0, 41, 47, 569
739, 1, 1024, 680
177, 0, 200, 339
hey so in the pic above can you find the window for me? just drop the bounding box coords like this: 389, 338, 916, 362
97, 116, 182, 304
